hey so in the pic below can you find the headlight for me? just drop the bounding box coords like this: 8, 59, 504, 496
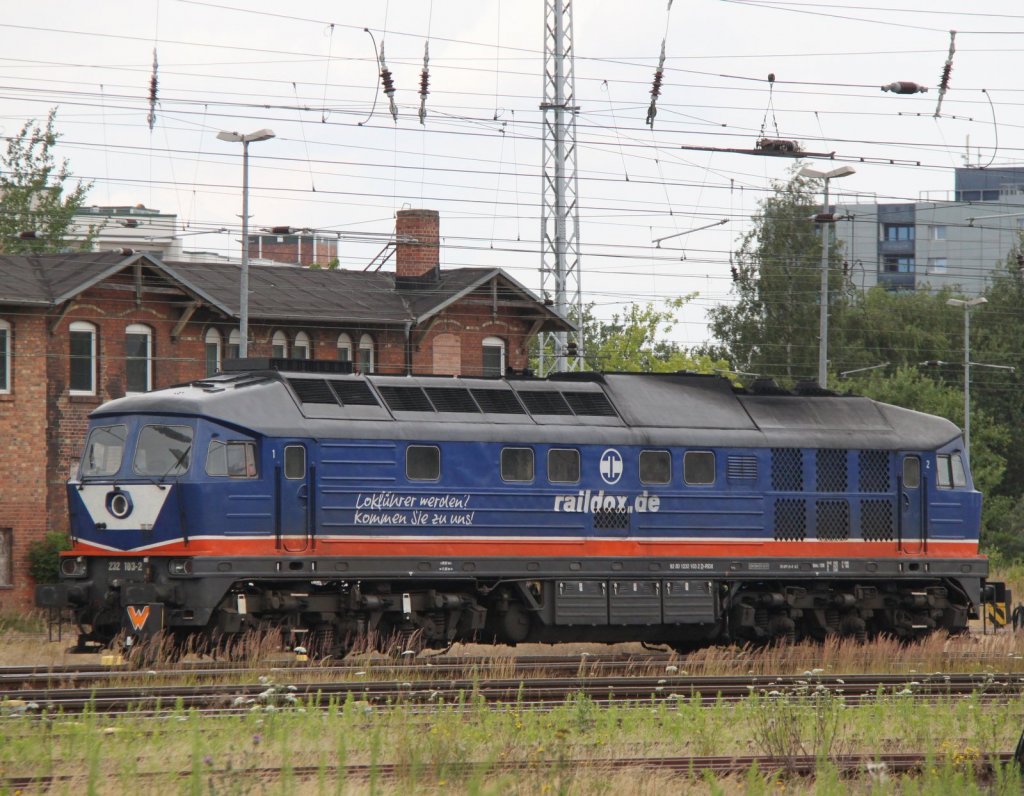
168, 559, 193, 576
60, 557, 87, 578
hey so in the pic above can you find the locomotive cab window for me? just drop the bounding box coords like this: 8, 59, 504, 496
640, 450, 671, 484
407, 445, 440, 481
684, 451, 716, 485
502, 447, 534, 482
548, 448, 580, 483
206, 440, 258, 478
902, 456, 920, 489
937, 453, 967, 489
284, 445, 306, 479
81, 424, 128, 477
134, 425, 193, 477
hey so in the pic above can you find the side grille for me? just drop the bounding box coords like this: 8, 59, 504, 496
563, 391, 617, 417
517, 390, 573, 415
816, 449, 848, 492
424, 387, 481, 413
861, 499, 894, 541
727, 455, 758, 482
331, 380, 379, 407
774, 498, 806, 541
771, 448, 803, 492
287, 378, 338, 404
471, 389, 526, 414
377, 385, 433, 412
859, 450, 890, 492
816, 499, 850, 541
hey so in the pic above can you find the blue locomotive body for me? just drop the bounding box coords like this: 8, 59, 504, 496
39, 360, 997, 654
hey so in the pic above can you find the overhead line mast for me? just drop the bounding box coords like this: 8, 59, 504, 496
539, 0, 583, 375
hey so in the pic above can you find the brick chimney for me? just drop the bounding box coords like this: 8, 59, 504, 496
395, 209, 439, 283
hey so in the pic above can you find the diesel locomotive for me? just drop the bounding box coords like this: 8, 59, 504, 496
37, 359, 1000, 655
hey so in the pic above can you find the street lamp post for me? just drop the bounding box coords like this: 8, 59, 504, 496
799, 165, 856, 388
217, 128, 276, 358
946, 297, 987, 459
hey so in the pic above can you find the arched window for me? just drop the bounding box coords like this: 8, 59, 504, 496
482, 336, 506, 377
337, 333, 352, 363
358, 334, 375, 373
204, 328, 222, 376
272, 330, 288, 359
294, 331, 311, 360
0, 319, 10, 394
125, 323, 153, 393
227, 328, 241, 360
69, 321, 97, 395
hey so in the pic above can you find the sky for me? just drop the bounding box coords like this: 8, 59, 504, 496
1, 0, 1021, 347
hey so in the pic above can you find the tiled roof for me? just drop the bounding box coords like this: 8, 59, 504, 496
0, 252, 571, 331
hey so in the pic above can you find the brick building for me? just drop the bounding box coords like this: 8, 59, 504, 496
0, 209, 570, 608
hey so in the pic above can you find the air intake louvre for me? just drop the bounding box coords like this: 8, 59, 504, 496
331, 381, 379, 407
563, 391, 617, 417
816, 449, 848, 492
288, 378, 338, 404
518, 390, 573, 415
470, 389, 526, 414
727, 456, 758, 481
424, 387, 481, 413
378, 385, 434, 412
816, 499, 850, 540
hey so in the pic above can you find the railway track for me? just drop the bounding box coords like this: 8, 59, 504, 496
2, 751, 1016, 790
3, 669, 1022, 716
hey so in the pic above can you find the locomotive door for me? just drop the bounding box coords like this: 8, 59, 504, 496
280, 443, 311, 552
898, 455, 924, 554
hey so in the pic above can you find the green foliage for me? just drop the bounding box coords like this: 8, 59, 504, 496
709, 164, 851, 383
26, 531, 71, 584
0, 109, 92, 254
583, 297, 731, 374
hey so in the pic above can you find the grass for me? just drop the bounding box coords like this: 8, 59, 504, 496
1, 689, 1021, 793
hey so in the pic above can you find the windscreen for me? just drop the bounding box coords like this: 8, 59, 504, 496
133, 424, 194, 477
80, 424, 128, 477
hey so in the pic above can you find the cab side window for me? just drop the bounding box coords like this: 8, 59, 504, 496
206, 440, 258, 478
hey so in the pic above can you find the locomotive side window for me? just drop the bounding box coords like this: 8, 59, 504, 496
902, 456, 920, 489
937, 454, 967, 489
501, 447, 534, 482
548, 448, 580, 483
684, 451, 716, 485
134, 424, 193, 477
81, 424, 128, 477
206, 440, 258, 478
639, 451, 671, 484
407, 445, 440, 480
284, 445, 306, 479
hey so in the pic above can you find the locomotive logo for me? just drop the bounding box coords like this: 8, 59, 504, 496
599, 449, 624, 485
126, 605, 151, 632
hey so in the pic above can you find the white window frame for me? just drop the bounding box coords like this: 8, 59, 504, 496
482, 336, 506, 377
294, 331, 311, 360
337, 332, 353, 363
272, 330, 288, 359
205, 328, 222, 376
931, 225, 947, 240
227, 328, 241, 360
125, 323, 153, 394
69, 320, 97, 396
0, 319, 10, 394
358, 333, 374, 373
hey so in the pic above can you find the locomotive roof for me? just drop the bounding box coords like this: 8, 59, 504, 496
91, 363, 962, 451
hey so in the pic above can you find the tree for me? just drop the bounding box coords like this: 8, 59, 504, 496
709, 165, 852, 385
0, 109, 92, 254
572, 297, 731, 375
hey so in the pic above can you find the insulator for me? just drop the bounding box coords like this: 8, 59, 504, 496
768, 72, 775, 83
380, 68, 396, 97
650, 69, 664, 100
939, 62, 953, 92
419, 69, 430, 98
881, 81, 928, 94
